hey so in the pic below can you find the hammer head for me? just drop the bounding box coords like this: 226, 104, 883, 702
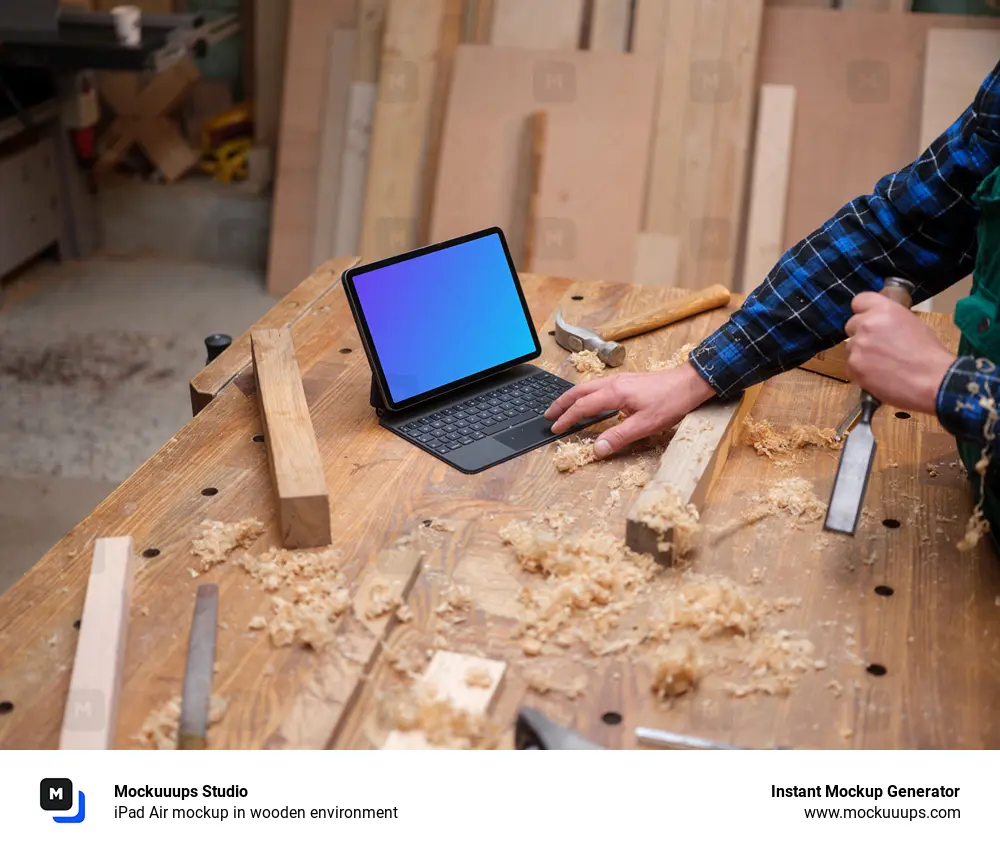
553, 309, 626, 368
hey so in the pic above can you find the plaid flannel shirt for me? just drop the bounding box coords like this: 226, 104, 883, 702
689, 59, 1000, 451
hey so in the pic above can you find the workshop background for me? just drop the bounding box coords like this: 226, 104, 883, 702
1, 0, 999, 595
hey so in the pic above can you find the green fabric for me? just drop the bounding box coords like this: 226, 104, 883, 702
954, 166, 1000, 536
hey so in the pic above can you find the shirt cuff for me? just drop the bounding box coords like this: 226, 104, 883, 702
935, 355, 996, 446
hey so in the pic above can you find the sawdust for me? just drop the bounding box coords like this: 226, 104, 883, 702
957, 389, 998, 552
569, 349, 606, 375
381, 686, 499, 749
725, 631, 816, 697
520, 662, 588, 699
743, 416, 839, 461
395, 604, 413, 623
656, 577, 769, 640
645, 343, 697, 372
133, 694, 229, 749
651, 643, 704, 699
237, 545, 351, 650
609, 462, 650, 491
633, 487, 701, 557
361, 579, 402, 619
553, 438, 597, 472
537, 506, 576, 532
190, 518, 265, 573
745, 478, 826, 525
465, 667, 494, 688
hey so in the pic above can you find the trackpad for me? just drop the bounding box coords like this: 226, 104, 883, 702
494, 417, 558, 451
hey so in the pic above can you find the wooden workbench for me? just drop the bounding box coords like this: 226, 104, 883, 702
2, 258, 999, 749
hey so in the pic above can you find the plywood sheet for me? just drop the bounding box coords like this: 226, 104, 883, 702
430, 45, 657, 281
588, 0, 631, 51
489, 0, 583, 48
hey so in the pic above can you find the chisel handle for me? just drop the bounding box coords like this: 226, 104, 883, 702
596, 284, 731, 342
858, 277, 916, 421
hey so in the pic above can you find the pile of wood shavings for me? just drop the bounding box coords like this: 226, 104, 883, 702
237, 545, 350, 649
609, 462, 650, 490
957, 390, 998, 552
464, 667, 494, 688
654, 576, 771, 640
553, 438, 597, 472
645, 342, 697, 372
190, 518, 265, 574
633, 486, 701, 556
569, 349, 606, 375
133, 695, 229, 749
651, 644, 704, 698
743, 416, 839, 461
725, 631, 816, 697
519, 661, 588, 699
745, 477, 826, 525
380, 686, 499, 749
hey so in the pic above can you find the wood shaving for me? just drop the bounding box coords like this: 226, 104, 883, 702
395, 604, 413, 623
237, 545, 350, 650
725, 631, 816, 697
553, 438, 597, 472
827, 680, 844, 698
133, 695, 228, 749
362, 579, 401, 619
633, 486, 701, 557
248, 615, 267, 631
190, 518, 265, 573
609, 462, 650, 491
520, 663, 587, 699
651, 643, 703, 699
569, 349, 606, 375
381, 686, 499, 749
656, 577, 768, 640
537, 507, 577, 532
464, 667, 494, 688
743, 416, 838, 460
645, 343, 697, 372
747, 477, 826, 524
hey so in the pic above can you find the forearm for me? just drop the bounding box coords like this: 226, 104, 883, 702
936, 357, 1000, 452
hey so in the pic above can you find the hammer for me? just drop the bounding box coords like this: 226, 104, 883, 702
552, 284, 732, 368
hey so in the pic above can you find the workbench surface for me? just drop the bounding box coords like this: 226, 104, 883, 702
2, 259, 998, 749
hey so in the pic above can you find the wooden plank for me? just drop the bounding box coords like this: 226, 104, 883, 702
799, 342, 849, 382
251, 329, 331, 549
626, 386, 762, 567
254, 0, 290, 149
430, 45, 658, 281
519, 111, 547, 270
266, 0, 356, 295
841, 0, 910, 9
133, 116, 200, 183
59, 538, 135, 749
588, 0, 631, 51
266, 549, 423, 748
633, 232, 680, 287
741, 84, 796, 293
488, 0, 584, 48
360, 0, 449, 260
918, 28, 1000, 316
190, 256, 361, 415
382, 651, 506, 749
312, 29, 357, 270
630, 0, 667, 56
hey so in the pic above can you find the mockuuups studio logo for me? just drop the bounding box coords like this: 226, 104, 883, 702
533, 60, 576, 104
846, 59, 890, 104
40, 778, 86, 823
380, 60, 418, 103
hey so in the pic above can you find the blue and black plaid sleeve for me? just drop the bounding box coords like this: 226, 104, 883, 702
937, 355, 1000, 448
689, 60, 1000, 434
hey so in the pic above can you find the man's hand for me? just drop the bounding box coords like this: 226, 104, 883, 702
844, 292, 956, 414
543, 362, 717, 459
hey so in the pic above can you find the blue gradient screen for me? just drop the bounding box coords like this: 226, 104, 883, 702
352, 233, 538, 404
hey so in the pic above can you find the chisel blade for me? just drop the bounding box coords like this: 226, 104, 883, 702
178, 583, 218, 749
824, 421, 876, 535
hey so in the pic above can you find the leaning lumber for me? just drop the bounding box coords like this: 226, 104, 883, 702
626, 386, 761, 566
60, 537, 136, 749
251, 328, 331, 549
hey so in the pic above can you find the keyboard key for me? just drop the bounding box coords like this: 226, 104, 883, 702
472, 431, 485, 439
447, 440, 462, 450
432, 428, 445, 437
426, 439, 441, 449
459, 436, 473, 445
457, 426, 472, 436
483, 411, 533, 435
443, 424, 457, 432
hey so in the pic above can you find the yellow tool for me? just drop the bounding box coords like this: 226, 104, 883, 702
198, 102, 253, 183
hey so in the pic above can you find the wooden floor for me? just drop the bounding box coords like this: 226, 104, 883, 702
1, 260, 997, 749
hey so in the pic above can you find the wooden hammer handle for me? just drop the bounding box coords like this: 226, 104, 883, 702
596, 284, 732, 342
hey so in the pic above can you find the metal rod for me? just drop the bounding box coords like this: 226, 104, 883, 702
634, 727, 744, 750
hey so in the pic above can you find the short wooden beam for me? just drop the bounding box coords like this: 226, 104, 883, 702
60, 537, 136, 749
626, 386, 761, 566
251, 328, 332, 549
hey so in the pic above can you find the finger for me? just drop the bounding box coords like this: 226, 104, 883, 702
844, 314, 862, 337
551, 385, 622, 433
543, 377, 613, 421
851, 291, 882, 314
593, 412, 659, 458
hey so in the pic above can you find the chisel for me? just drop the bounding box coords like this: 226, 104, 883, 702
178, 583, 218, 749
824, 277, 915, 535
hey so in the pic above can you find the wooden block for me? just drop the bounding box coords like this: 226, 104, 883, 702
626, 385, 761, 566
741, 84, 796, 293
312, 29, 357, 269
251, 328, 331, 549
382, 651, 507, 749
489, 0, 583, 48
799, 340, 849, 382
133, 116, 200, 183
589, 0, 631, 51
60, 537, 135, 749
430, 45, 657, 281
360, 0, 450, 259
183, 79, 233, 148
632, 232, 680, 287
266, 549, 423, 748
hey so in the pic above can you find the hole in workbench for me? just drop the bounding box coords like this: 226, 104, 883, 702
874, 585, 894, 597
571, 295, 584, 301
421, 519, 433, 527
339, 348, 352, 354
142, 548, 160, 559
252, 434, 264, 443
883, 519, 901, 529
0, 701, 13, 714
548, 330, 555, 336
73, 619, 81, 629
866, 663, 887, 677
894, 411, 911, 419
601, 711, 622, 726
201, 487, 218, 496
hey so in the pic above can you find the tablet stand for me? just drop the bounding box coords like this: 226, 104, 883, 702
369, 374, 386, 417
